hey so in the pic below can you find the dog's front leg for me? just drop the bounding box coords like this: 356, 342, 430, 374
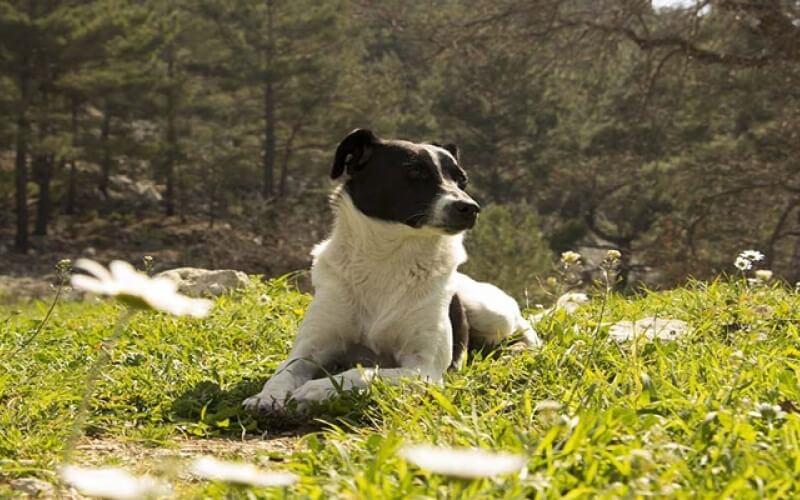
243, 289, 353, 414
242, 341, 326, 414
291, 353, 447, 410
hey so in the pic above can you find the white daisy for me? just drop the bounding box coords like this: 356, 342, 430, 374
739, 250, 765, 262
60, 465, 170, 500
191, 456, 297, 487
734, 256, 752, 271
71, 259, 213, 318
399, 444, 526, 479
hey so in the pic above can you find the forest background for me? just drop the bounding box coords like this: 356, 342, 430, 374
1, 0, 798, 300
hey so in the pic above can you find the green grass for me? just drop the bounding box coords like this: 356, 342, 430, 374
1, 276, 799, 498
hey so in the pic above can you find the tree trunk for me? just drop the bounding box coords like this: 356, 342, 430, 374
66, 97, 79, 215
14, 76, 30, 253
262, 0, 275, 198
33, 154, 53, 236
99, 100, 112, 199
164, 35, 177, 216
615, 241, 633, 291
278, 126, 298, 197
789, 209, 800, 284
33, 86, 53, 237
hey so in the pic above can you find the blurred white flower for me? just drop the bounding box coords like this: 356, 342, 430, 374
660, 483, 682, 495
560, 251, 581, 265
399, 444, 526, 479
61, 465, 169, 500
740, 250, 764, 262
734, 256, 752, 271
748, 402, 786, 421
191, 456, 297, 487
754, 269, 773, 282
605, 249, 622, 261
628, 449, 653, 464
71, 259, 212, 318
535, 400, 563, 413
528, 472, 552, 490
560, 415, 580, 429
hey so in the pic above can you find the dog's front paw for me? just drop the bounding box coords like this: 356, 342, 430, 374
290, 379, 338, 409
242, 390, 290, 414
518, 319, 543, 348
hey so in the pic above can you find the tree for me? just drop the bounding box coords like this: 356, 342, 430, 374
192, 0, 355, 199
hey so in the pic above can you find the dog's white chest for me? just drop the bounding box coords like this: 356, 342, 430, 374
315, 240, 453, 350
308, 199, 466, 369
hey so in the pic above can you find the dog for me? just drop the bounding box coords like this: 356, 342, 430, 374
243, 129, 541, 414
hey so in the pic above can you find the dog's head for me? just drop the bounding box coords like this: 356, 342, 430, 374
331, 128, 480, 234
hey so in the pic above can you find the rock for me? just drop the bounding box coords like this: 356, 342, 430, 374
530, 292, 590, 322
608, 317, 689, 342
108, 174, 163, 206
10, 477, 54, 497
158, 268, 251, 297
556, 292, 590, 314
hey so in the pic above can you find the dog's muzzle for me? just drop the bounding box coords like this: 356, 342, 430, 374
442, 199, 481, 232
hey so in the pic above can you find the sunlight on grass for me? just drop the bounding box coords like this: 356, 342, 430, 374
1, 275, 799, 497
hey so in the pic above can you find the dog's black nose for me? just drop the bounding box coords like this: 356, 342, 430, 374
453, 200, 481, 217
446, 200, 481, 230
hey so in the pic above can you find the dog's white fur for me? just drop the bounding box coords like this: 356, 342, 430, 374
243, 190, 540, 413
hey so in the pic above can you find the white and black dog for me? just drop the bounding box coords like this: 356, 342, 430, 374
243, 129, 540, 414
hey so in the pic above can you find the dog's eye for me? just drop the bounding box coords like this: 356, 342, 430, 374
454, 173, 468, 189
407, 163, 431, 180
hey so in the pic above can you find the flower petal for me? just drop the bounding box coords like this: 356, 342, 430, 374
144, 280, 212, 318
60, 465, 169, 500
71, 275, 115, 295
191, 457, 297, 487
109, 260, 147, 286
72, 259, 214, 317
75, 258, 113, 282
399, 445, 527, 479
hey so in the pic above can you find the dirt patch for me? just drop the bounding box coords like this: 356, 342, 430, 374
0, 275, 58, 303
75, 435, 302, 469
2, 436, 303, 498
1, 210, 320, 302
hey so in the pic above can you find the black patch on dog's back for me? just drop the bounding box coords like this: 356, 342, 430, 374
449, 293, 469, 370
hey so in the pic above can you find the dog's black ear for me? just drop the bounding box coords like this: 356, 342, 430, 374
443, 143, 459, 162
331, 128, 378, 180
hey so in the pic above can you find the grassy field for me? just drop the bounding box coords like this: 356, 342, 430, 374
1, 275, 799, 498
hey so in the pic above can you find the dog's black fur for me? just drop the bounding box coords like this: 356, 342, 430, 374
331, 128, 479, 233
331, 128, 480, 370
448, 293, 469, 369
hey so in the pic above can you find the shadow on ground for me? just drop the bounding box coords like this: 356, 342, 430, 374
170, 378, 374, 439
